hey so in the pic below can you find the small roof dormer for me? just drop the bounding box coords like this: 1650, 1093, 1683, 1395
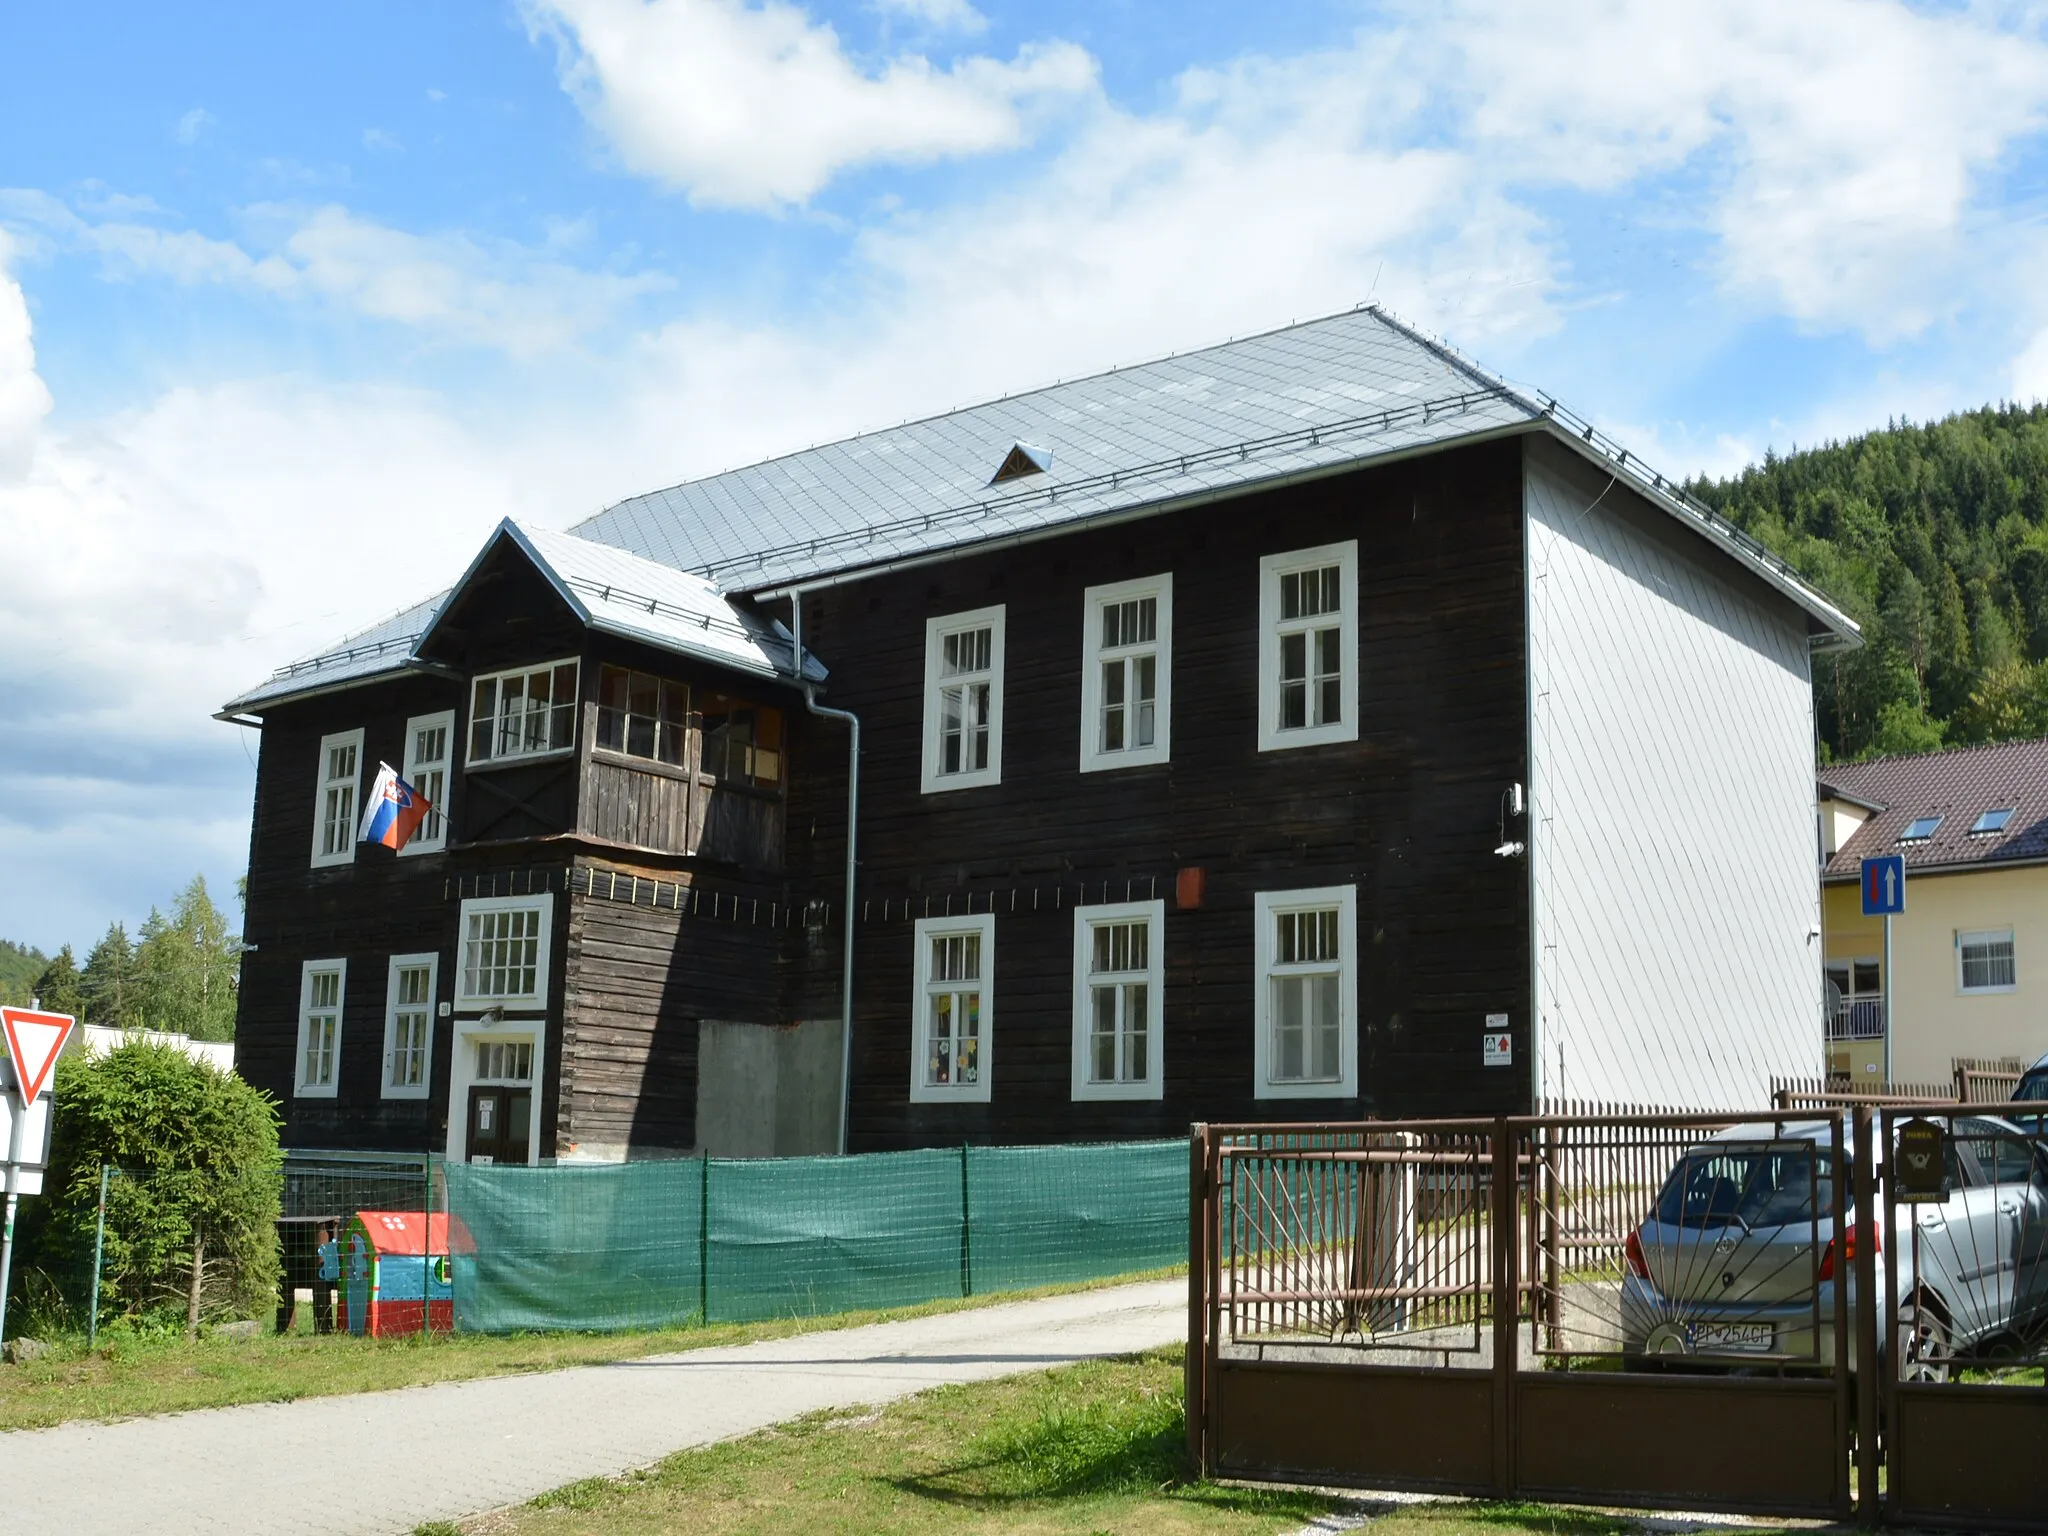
989, 441, 1052, 486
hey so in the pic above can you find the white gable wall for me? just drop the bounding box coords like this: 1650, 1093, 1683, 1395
1525, 437, 1824, 1108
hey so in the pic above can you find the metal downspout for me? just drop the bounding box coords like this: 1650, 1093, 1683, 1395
789, 594, 861, 1155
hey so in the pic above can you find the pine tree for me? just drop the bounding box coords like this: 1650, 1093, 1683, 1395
129, 877, 239, 1041
81, 923, 136, 1030
31, 945, 83, 1019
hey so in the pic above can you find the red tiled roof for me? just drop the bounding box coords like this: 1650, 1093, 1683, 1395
1820, 736, 2048, 880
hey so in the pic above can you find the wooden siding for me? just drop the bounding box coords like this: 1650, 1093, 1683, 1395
556, 856, 815, 1154
782, 438, 1534, 1149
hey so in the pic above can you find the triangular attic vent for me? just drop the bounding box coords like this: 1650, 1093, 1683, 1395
989, 442, 1052, 485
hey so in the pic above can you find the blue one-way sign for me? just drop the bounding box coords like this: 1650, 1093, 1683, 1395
1862, 855, 1905, 916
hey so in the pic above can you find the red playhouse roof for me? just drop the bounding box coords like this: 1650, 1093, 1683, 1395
350, 1211, 475, 1256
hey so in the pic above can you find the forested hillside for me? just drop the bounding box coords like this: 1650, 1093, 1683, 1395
1689, 403, 2048, 762
0, 938, 47, 1007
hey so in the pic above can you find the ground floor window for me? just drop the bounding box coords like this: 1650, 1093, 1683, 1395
296, 960, 346, 1097
1071, 899, 1165, 1101
911, 912, 995, 1103
1253, 885, 1358, 1098
383, 953, 437, 1098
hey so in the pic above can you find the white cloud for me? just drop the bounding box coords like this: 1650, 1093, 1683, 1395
0, 193, 671, 354
524, 0, 1096, 207
174, 107, 214, 146
874, 0, 985, 33
362, 127, 404, 153
1398, 0, 2048, 340
0, 233, 52, 479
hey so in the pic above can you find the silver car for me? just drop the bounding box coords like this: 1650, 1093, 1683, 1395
1620, 1117, 2048, 1378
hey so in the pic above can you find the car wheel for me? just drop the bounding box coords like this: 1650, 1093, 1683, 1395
1897, 1303, 1951, 1384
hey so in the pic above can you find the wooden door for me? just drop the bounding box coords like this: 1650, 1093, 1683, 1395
466, 1085, 534, 1165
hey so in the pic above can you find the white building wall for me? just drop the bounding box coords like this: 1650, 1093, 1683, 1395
1525, 438, 1824, 1107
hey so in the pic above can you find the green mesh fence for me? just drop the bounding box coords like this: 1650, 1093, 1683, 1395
445, 1158, 703, 1332
965, 1140, 1185, 1292
442, 1139, 1185, 1334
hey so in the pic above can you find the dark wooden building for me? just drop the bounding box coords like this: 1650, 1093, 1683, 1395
222, 308, 1858, 1162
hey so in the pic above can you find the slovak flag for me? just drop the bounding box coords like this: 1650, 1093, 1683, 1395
358, 762, 435, 851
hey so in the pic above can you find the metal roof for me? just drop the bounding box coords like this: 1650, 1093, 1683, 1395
219, 591, 449, 716
1821, 736, 2048, 879
485, 522, 822, 683
566, 306, 1857, 647
226, 305, 1858, 717
572, 306, 1538, 591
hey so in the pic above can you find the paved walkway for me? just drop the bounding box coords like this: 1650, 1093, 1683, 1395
0, 1279, 1186, 1536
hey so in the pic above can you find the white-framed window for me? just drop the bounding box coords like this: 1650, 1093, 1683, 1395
400, 711, 454, 855
1257, 541, 1359, 752
921, 606, 1005, 793
1078, 576, 1172, 772
910, 912, 995, 1103
456, 892, 554, 1011
1253, 885, 1359, 1098
296, 959, 346, 1098
382, 952, 438, 1099
1071, 899, 1165, 1101
309, 729, 364, 868
1957, 928, 2017, 994
468, 658, 579, 766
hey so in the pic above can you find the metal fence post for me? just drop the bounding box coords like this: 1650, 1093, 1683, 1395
1185, 1124, 1209, 1478
1852, 1105, 1880, 1527
698, 1153, 711, 1325
88, 1164, 111, 1350
422, 1152, 434, 1337
959, 1143, 972, 1299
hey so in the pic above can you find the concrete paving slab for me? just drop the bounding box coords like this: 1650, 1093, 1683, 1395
0, 1278, 1186, 1536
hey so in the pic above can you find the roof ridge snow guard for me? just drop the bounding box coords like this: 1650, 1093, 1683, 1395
565, 575, 791, 655
267, 631, 420, 681
694, 384, 1510, 584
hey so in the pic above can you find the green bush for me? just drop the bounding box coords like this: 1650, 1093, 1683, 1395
14, 1042, 281, 1333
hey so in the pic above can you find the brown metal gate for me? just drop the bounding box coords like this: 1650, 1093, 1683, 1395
1190, 1111, 1866, 1522
1874, 1105, 2048, 1531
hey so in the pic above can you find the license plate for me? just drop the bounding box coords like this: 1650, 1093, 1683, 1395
1691, 1322, 1774, 1353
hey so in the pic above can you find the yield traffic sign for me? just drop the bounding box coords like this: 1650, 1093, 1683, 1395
1861, 855, 1905, 917
1, 1007, 75, 1104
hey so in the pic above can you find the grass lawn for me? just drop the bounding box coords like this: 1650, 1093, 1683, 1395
0, 1268, 1177, 1432
443, 1349, 1815, 1536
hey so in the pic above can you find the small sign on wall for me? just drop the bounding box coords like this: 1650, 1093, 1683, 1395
1483, 1014, 1512, 1067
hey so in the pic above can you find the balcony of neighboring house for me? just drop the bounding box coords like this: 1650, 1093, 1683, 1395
1826, 993, 1886, 1041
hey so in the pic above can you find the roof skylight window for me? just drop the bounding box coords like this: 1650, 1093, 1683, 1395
989, 442, 1052, 485
1899, 814, 1943, 842
1970, 807, 2015, 835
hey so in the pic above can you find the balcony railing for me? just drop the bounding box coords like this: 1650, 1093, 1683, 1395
1827, 996, 1885, 1041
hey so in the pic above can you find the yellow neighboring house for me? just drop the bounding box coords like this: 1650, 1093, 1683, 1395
1819, 738, 2048, 1086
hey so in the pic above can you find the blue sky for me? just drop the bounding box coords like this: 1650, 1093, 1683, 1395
4, 0, 2048, 953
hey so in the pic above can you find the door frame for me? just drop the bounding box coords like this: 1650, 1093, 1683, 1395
445, 1013, 548, 1166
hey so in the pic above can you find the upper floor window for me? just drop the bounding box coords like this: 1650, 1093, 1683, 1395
401, 712, 453, 855
1970, 807, 2014, 836
1253, 885, 1358, 1098
457, 893, 553, 1009
597, 664, 690, 767
382, 953, 437, 1099
469, 659, 578, 766
595, 666, 786, 788
911, 912, 994, 1103
1071, 899, 1166, 1101
296, 960, 345, 1097
921, 606, 1005, 793
1899, 813, 1943, 842
1079, 577, 1172, 772
1258, 541, 1359, 752
309, 729, 364, 868
1957, 928, 2016, 994
701, 692, 784, 788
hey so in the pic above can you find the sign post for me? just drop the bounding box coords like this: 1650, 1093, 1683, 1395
1860, 857, 1905, 1087
0, 1006, 75, 1349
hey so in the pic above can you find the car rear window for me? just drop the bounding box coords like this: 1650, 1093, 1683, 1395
1654, 1144, 1833, 1229
2016, 1070, 2048, 1104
